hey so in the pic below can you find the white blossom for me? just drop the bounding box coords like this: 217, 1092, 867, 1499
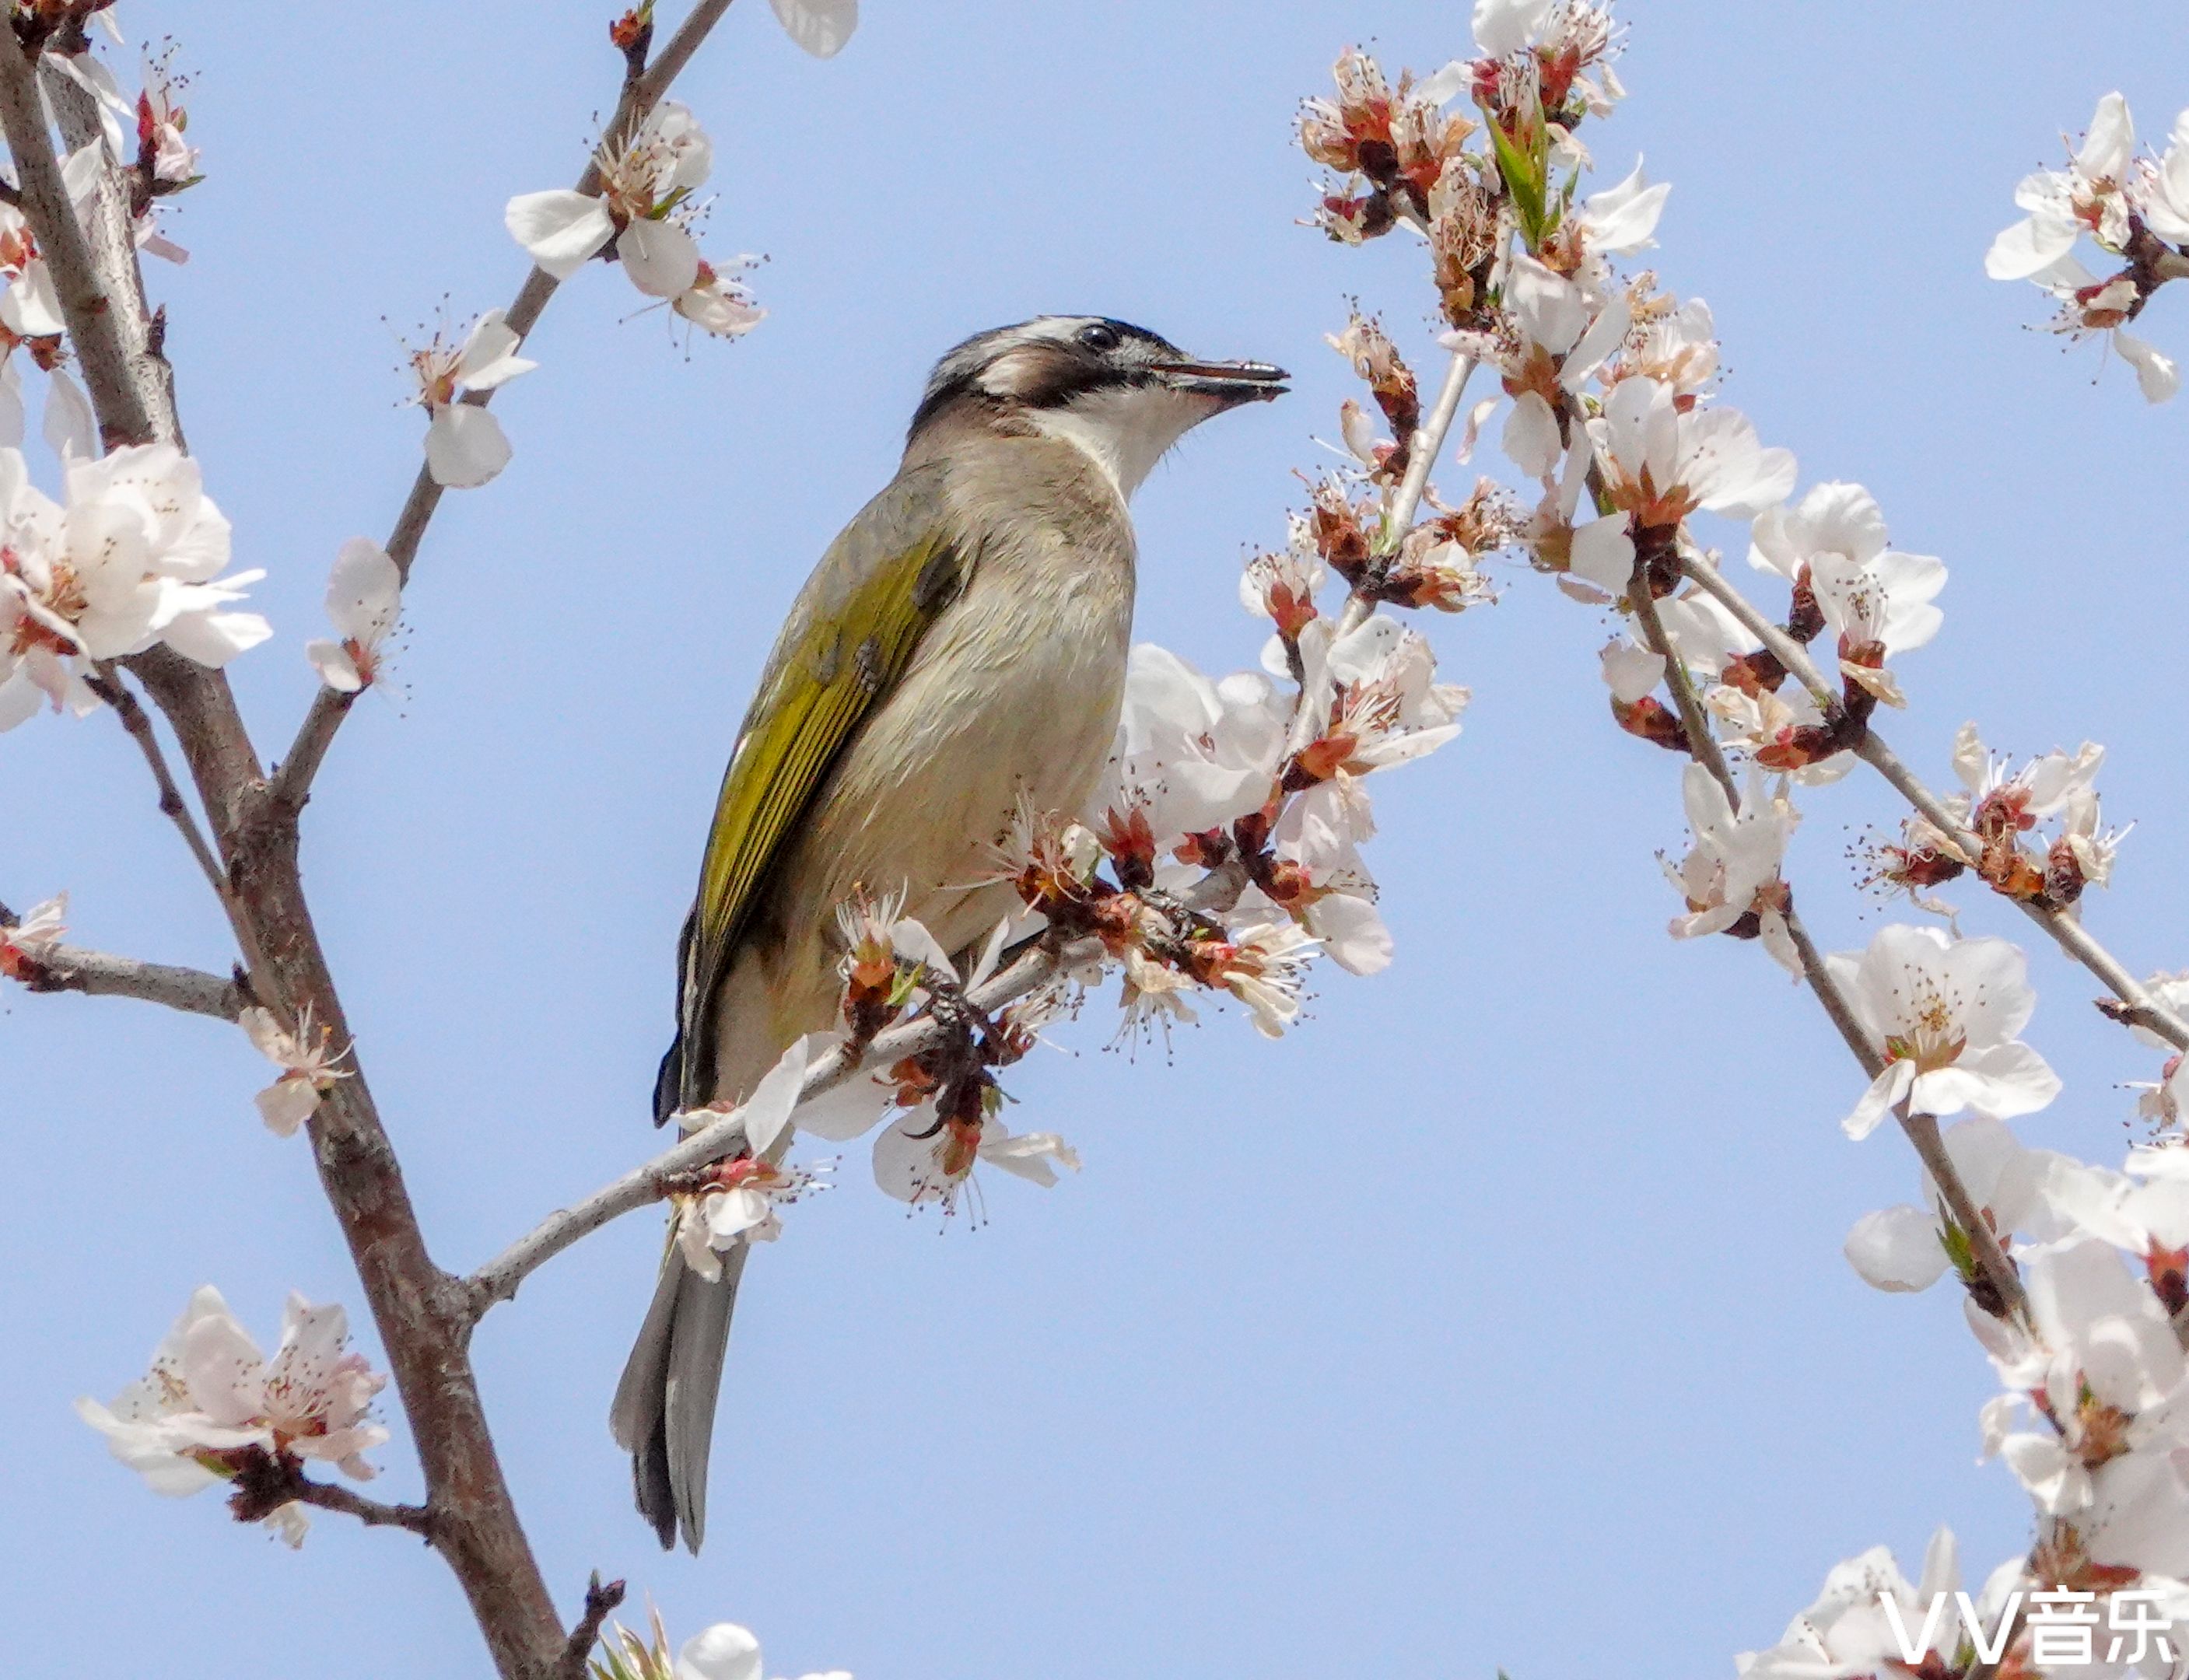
0, 890, 65, 981
1575, 158, 1669, 258
507, 103, 716, 298
1102, 643, 1286, 849
1844, 1116, 2058, 1293
872, 1106, 1080, 1216
673, 256, 766, 340
674, 1619, 852, 1680
1471, 0, 1557, 57
671, 1155, 832, 1281
1826, 926, 2061, 1140
239, 1005, 351, 1137
766, 0, 858, 59
1599, 637, 1664, 705
1586, 376, 1796, 530
75, 1286, 389, 1546
1662, 764, 1796, 972
1986, 93, 2137, 280
1445, 256, 1628, 482
305, 538, 401, 693
0, 444, 268, 727
1974, 1238, 2189, 1554
1738, 1530, 1963, 1680
410, 311, 534, 488
2026, 252, 2180, 404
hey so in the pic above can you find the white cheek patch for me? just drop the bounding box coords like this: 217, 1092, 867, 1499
1030, 385, 1219, 501
977, 346, 1058, 401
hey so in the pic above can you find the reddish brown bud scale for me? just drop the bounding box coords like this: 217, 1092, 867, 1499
1611, 695, 1690, 754
1719, 649, 1788, 697
2044, 837, 2089, 909
2149, 1245, 2189, 1317
1878, 844, 1965, 891
1173, 828, 1233, 870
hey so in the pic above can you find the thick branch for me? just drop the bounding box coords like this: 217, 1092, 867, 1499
0, 38, 157, 445
1678, 551, 2189, 1053
38, 49, 180, 446
466, 937, 1083, 1314
273, 0, 743, 816
12, 939, 243, 1020
10, 6, 752, 1676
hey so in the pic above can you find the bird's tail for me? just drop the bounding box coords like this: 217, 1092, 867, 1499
609, 1241, 750, 1552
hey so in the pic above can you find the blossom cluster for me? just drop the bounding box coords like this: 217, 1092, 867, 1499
1301, 9, 2189, 1675
506, 101, 763, 343
1987, 93, 2189, 403
1762, 1122, 2189, 1675
76, 1286, 389, 1549
1869, 723, 2126, 919
0, 28, 206, 446
648, 330, 1506, 1253
0, 443, 266, 727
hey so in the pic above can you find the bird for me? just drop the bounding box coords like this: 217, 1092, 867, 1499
609, 314, 1287, 1552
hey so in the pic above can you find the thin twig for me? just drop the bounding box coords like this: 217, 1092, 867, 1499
464, 936, 1084, 1316
272, 0, 743, 816
289, 1477, 436, 1538
1378, 349, 1480, 558
226, 1447, 435, 1538
84, 666, 230, 903
1629, 555, 2029, 1320
1629, 578, 1738, 804
557, 1573, 629, 1680
11, 938, 244, 1020
1678, 551, 2189, 1053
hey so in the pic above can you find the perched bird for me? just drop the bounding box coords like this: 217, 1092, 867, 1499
610, 315, 1286, 1551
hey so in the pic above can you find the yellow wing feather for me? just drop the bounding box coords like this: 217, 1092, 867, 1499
667, 475, 964, 1113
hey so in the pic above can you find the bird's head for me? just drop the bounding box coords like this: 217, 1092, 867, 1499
909, 315, 1287, 499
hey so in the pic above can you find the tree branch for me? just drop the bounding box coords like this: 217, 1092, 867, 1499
0, 12, 749, 1674
0, 37, 158, 446
465, 936, 1084, 1316
37, 47, 181, 447
84, 665, 230, 904
1626, 556, 2030, 1321
271, 0, 744, 817
1677, 550, 2189, 1053
1378, 347, 1479, 558
1630, 575, 1738, 803
10, 937, 244, 1020
556, 1573, 628, 1680
290, 1477, 436, 1538
228, 1448, 435, 1538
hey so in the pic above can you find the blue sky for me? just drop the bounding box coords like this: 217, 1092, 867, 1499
8, 2, 2189, 1675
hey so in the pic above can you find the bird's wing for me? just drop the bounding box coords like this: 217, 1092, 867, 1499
660, 463, 966, 1118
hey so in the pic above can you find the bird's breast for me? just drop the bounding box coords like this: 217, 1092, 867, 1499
709, 497, 1136, 1095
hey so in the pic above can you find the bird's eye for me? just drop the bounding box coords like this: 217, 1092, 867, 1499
1077, 323, 1122, 352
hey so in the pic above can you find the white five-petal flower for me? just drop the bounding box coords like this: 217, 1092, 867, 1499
305, 538, 401, 693
1826, 925, 2061, 1140
411, 311, 535, 488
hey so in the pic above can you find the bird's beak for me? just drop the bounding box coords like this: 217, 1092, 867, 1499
1147, 357, 1290, 404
